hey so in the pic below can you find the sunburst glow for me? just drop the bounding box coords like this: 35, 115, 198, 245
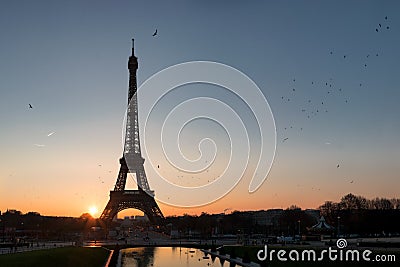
89, 206, 98, 217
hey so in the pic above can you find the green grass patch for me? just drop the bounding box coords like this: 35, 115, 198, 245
0, 246, 110, 267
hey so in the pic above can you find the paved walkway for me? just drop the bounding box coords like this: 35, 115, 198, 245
0, 242, 74, 255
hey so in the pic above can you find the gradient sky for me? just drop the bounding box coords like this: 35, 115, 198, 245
1, 1, 399, 217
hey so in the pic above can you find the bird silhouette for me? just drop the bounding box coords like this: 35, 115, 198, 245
337, 164, 340, 168
376, 28, 379, 32
29, 104, 33, 108
152, 29, 158, 36
385, 16, 388, 20
386, 26, 390, 30
283, 137, 289, 142
379, 23, 382, 28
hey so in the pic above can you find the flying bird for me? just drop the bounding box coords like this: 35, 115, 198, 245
385, 16, 388, 20
34, 144, 45, 147
29, 104, 33, 109
152, 29, 158, 36
376, 28, 379, 32
379, 23, 382, 28
337, 164, 340, 168
47, 131, 55, 137
283, 137, 289, 142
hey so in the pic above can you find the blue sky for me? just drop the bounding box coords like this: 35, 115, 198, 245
0, 1, 399, 216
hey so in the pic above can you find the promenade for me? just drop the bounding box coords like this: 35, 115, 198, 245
0, 241, 74, 255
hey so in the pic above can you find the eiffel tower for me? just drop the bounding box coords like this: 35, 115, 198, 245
100, 39, 164, 225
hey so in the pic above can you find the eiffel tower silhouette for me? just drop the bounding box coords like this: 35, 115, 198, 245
100, 39, 164, 225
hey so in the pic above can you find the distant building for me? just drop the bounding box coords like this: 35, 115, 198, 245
253, 210, 268, 225
266, 209, 284, 226
253, 209, 284, 226
134, 214, 149, 222
304, 209, 320, 220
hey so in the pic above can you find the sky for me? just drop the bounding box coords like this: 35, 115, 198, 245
0, 1, 399, 218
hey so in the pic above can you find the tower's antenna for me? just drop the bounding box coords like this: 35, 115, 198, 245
131, 38, 135, 55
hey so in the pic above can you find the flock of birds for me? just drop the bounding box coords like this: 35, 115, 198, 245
376, 16, 390, 32
27, 18, 392, 190
278, 15, 392, 186
280, 15, 391, 142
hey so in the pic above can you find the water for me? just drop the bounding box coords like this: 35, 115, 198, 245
119, 247, 230, 267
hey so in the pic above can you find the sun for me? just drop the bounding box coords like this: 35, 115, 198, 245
89, 206, 98, 217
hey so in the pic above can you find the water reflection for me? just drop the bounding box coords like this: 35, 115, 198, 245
121, 247, 155, 267
120, 247, 230, 267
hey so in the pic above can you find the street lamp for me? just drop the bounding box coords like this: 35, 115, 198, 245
0, 219, 4, 243
337, 216, 341, 237
298, 220, 301, 237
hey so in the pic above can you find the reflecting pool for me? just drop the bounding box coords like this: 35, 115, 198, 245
119, 247, 230, 267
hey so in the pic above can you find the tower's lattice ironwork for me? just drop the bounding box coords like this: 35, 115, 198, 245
100, 39, 164, 225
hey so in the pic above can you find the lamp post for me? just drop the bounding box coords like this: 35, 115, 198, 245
337, 216, 341, 237
0, 219, 4, 243
298, 220, 301, 237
